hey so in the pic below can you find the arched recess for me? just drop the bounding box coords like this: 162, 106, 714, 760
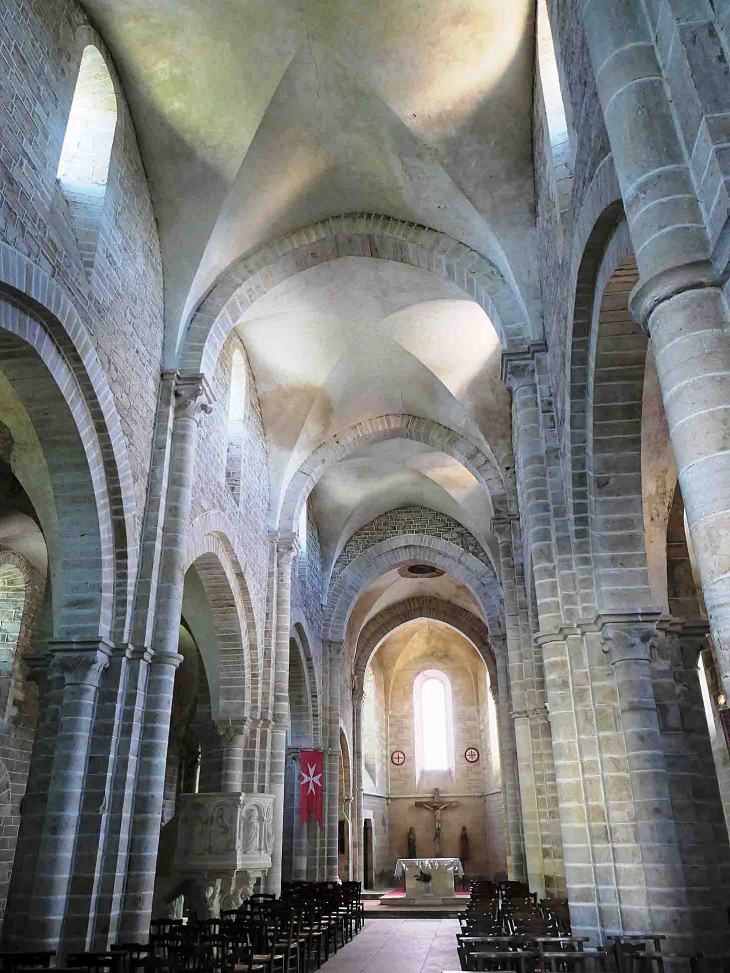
0, 244, 138, 641
179, 214, 531, 374
288, 635, 313, 747
185, 511, 261, 717
279, 414, 510, 538
0, 322, 112, 640
570, 209, 657, 616
323, 537, 504, 643
183, 537, 254, 726
290, 619, 321, 747
352, 597, 497, 695
565, 159, 623, 619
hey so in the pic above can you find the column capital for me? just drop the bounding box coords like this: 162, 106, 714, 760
598, 614, 661, 665
629, 260, 728, 331
172, 372, 215, 422
500, 343, 546, 387
272, 530, 300, 563
48, 639, 113, 687
491, 516, 518, 544
216, 721, 249, 744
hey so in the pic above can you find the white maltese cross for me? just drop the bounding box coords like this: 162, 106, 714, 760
301, 763, 322, 795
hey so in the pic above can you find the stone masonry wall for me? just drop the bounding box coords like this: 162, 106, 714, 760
331, 506, 491, 585
0, 0, 164, 520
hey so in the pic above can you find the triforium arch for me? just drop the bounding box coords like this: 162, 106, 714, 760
179, 214, 532, 374
323, 537, 503, 643
0, 245, 138, 641
183, 518, 258, 724
279, 414, 511, 537
352, 597, 497, 696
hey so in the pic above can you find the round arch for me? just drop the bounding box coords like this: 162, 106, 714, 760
183, 528, 256, 724
290, 617, 322, 748
352, 596, 497, 694
179, 214, 531, 374
0, 244, 138, 641
323, 537, 503, 643
288, 632, 314, 747
279, 414, 511, 537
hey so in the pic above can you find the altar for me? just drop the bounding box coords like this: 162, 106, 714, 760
391, 857, 464, 903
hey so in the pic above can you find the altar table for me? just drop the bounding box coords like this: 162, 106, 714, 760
393, 857, 464, 899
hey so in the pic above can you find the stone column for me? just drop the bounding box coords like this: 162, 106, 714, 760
352, 687, 363, 883
218, 723, 248, 792
265, 534, 299, 895
492, 641, 526, 882
29, 643, 110, 952
579, 0, 730, 699
121, 374, 211, 940
325, 641, 343, 882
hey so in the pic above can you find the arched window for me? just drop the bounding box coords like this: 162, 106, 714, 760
413, 669, 455, 781
57, 46, 117, 277
225, 349, 248, 500
536, 0, 574, 215
362, 666, 378, 788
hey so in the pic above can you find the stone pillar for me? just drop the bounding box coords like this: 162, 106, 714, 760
265, 534, 299, 895
218, 724, 248, 793
121, 374, 211, 940
28, 643, 110, 952
579, 0, 730, 699
325, 641, 343, 882
602, 617, 730, 951
492, 641, 526, 882
352, 687, 363, 883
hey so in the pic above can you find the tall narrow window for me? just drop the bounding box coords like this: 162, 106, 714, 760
225, 349, 247, 501
414, 669, 455, 782
486, 670, 501, 776
57, 46, 117, 277
536, 0, 574, 215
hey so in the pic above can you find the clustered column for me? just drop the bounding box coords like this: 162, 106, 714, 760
325, 641, 344, 882
265, 534, 299, 895
491, 639, 526, 882
121, 374, 211, 941
218, 723, 248, 792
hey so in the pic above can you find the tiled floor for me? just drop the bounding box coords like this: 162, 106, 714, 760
323, 918, 460, 973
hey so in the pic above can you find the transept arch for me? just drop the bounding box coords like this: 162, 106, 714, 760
179, 215, 531, 375
323, 537, 503, 643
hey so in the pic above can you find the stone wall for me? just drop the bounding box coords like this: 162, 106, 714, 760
0, 0, 164, 520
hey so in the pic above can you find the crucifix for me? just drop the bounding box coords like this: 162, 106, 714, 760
414, 788, 459, 856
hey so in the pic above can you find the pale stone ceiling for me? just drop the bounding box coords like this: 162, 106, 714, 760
84, 0, 538, 624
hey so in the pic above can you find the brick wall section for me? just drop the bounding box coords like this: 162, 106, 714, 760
331, 506, 491, 585
0, 0, 164, 520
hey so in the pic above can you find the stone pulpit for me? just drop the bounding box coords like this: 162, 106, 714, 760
174, 792, 275, 916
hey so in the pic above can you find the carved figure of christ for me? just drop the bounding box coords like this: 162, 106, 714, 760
414, 788, 459, 856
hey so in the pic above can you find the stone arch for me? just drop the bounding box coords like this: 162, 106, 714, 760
288, 632, 313, 747
0, 315, 114, 640
179, 214, 530, 374
186, 510, 261, 716
279, 414, 511, 536
323, 536, 503, 643
290, 617, 322, 748
564, 159, 624, 618
184, 528, 255, 724
353, 596, 497, 693
666, 484, 703, 622
0, 244, 138, 641
573, 215, 656, 616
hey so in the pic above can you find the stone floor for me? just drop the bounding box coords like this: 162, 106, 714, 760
324, 919, 461, 973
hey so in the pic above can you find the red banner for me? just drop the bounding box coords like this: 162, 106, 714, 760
299, 750, 324, 826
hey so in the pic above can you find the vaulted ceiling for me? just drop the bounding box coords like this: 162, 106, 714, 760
85, 0, 543, 627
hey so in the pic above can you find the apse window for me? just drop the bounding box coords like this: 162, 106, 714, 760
57, 46, 117, 277
414, 669, 455, 781
225, 349, 247, 501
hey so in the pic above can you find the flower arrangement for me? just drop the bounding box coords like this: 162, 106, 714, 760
415, 869, 432, 884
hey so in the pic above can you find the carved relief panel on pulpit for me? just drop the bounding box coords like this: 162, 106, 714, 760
174, 792, 275, 915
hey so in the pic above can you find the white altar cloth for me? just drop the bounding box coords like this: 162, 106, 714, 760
392, 857, 464, 901
393, 858, 464, 878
